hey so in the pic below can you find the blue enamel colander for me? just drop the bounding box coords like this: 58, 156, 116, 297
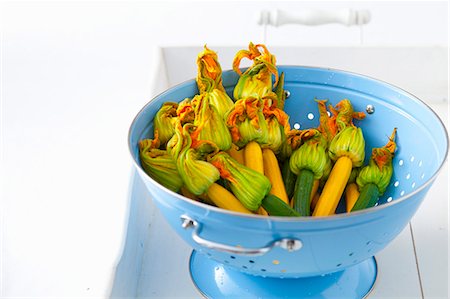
128, 66, 448, 298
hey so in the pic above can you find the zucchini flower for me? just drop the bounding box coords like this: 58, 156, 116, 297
167, 121, 220, 195
232, 42, 279, 100
208, 151, 271, 211
332, 99, 366, 131
192, 93, 232, 151
290, 129, 331, 180
196, 46, 234, 117
289, 129, 332, 216
154, 102, 178, 145
176, 98, 195, 125
261, 94, 291, 153
316, 99, 366, 144
356, 128, 397, 195
139, 135, 183, 192
225, 96, 268, 148
278, 129, 303, 162
273, 72, 287, 110
352, 128, 397, 211
329, 126, 366, 167
316, 99, 337, 144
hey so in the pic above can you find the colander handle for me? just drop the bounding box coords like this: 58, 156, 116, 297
180, 215, 302, 256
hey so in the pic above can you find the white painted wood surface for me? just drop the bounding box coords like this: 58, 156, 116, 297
410, 104, 449, 299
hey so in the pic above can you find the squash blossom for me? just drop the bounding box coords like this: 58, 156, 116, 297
316, 98, 365, 144
329, 126, 366, 167
357, 128, 397, 194
192, 93, 232, 151
232, 42, 279, 100
154, 102, 178, 145
273, 71, 287, 110
290, 129, 331, 180
196, 46, 234, 117
332, 99, 366, 131
176, 98, 196, 125
225, 96, 268, 148
278, 129, 304, 162
316, 99, 338, 144
167, 121, 220, 195
208, 151, 271, 211
139, 136, 183, 192
262, 94, 290, 153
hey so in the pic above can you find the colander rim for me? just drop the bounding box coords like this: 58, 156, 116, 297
128, 65, 449, 221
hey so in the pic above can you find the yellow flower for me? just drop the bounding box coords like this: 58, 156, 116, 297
154, 102, 178, 145
278, 129, 303, 162
329, 126, 366, 167
196, 45, 234, 117
196, 45, 225, 94
209, 152, 271, 211
167, 121, 220, 195
176, 98, 195, 125
273, 72, 287, 110
356, 128, 397, 194
261, 94, 290, 153
208, 88, 234, 118
193, 94, 232, 151
225, 97, 268, 148
290, 129, 331, 180
139, 137, 183, 192
316, 99, 366, 144
232, 42, 279, 100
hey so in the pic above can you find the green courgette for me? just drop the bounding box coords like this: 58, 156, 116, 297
351, 183, 379, 211
293, 169, 314, 216
261, 194, 300, 217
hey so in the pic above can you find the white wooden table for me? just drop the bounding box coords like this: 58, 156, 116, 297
110, 47, 449, 298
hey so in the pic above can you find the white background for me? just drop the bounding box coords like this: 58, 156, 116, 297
0, 1, 448, 298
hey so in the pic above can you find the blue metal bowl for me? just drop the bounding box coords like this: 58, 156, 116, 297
128, 66, 448, 280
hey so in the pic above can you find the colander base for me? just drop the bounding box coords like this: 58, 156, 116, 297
189, 250, 377, 299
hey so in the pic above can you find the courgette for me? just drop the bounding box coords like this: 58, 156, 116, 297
261, 194, 300, 217
293, 169, 314, 216
351, 183, 379, 211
